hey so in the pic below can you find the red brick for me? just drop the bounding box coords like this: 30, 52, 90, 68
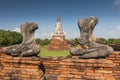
82, 75, 94, 79
77, 59, 87, 63
85, 70, 94, 73
105, 60, 113, 64
86, 59, 97, 63
95, 70, 112, 73
112, 52, 120, 55
21, 60, 40, 65
0, 49, 120, 80
94, 76, 105, 80
98, 63, 116, 67
60, 74, 67, 77
72, 79, 82, 80
73, 75, 81, 78
66, 74, 74, 78
62, 71, 70, 74
108, 58, 116, 60
74, 72, 85, 75
80, 63, 86, 66
113, 71, 120, 74
114, 60, 120, 63
115, 55, 120, 58
86, 63, 93, 67
104, 73, 113, 76
108, 55, 115, 58
97, 59, 105, 63
20, 65, 38, 68
59, 61, 74, 65
0, 73, 4, 76
3, 77, 10, 80
92, 64, 98, 67
57, 77, 64, 80
105, 76, 116, 80
86, 73, 103, 76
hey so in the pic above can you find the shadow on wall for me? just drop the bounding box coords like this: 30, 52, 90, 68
39, 63, 46, 73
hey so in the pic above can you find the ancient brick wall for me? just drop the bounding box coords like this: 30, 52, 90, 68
0, 47, 120, 80
41, 52, 120, 80
0, 48, 45, 80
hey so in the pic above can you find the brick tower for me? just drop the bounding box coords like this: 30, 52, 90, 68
48, 16, 69, 51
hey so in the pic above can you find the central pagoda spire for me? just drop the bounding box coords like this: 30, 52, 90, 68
54, 16, 64, 34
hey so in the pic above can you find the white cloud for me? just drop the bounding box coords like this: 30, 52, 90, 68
114, 0, 120, 8
106, 31, 117, 36
50, 32, 54, 36
63, 31, 67, 35
116, 26, 120, 29
42, 32, 49, 37
35, 32, 40, 39
41, 32, 51, 39
35, 32, 51, 39
105, 26, 120, 38
73, 32, 80, 38
12, 27, 21, 33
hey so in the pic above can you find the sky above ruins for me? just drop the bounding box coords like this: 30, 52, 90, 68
0, 0, 120, 39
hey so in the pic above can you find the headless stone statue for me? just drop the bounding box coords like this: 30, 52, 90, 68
70, 16, 113, 59
2, 22, 40, 57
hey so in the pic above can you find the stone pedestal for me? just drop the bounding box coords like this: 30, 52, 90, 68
48, 34, 69, 51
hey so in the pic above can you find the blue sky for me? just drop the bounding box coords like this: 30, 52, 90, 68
0, 0, 120, 39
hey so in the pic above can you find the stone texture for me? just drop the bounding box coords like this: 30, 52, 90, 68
48, 16, 69, 51
2, 22, 40, 57
70, 16, 113, 58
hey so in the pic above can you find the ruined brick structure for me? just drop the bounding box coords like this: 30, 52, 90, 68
109, 44, 120, 51
48, 34, 69, 51
42, 52, 120, 80
48, 16, 69, 51
0, 48, 45, 80
0, 48, 120, 80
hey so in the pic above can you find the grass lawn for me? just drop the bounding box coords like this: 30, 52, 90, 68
38, 46, 70, 57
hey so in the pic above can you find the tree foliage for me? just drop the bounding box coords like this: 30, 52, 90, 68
97, 38, 120, 45
68, 38, 120, 45
0, 29, 120, 47
0, 29, 22, 46
35, 38, 50, 46
68, 38, 79, 45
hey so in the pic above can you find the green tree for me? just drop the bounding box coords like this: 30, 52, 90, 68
43, 38, 50, 45
35, 38, 50, 46
115, 38, 120, 44
108, 38, 114, 44
0, 29, 22, 46
68, 38, 79, 45
97, 38, 108, 44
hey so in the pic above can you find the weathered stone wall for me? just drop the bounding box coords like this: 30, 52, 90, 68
0, 47, 120, 80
